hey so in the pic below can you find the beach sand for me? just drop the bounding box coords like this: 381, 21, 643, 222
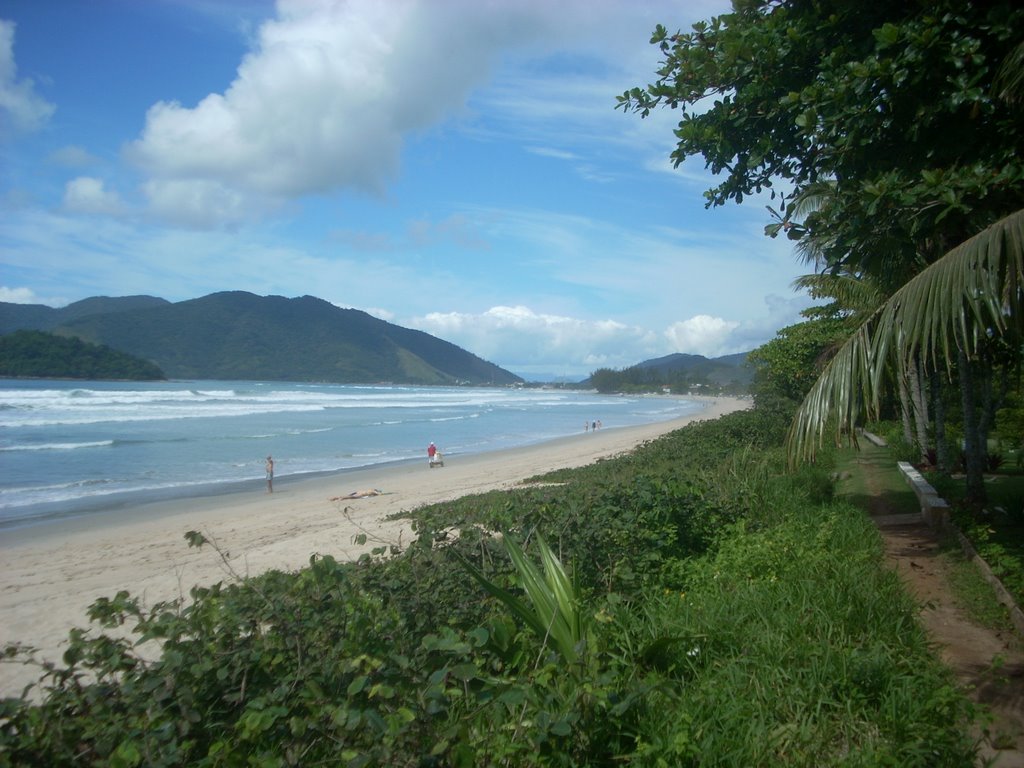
0, 396, 747, 698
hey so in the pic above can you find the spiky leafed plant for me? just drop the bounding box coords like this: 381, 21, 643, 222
787, 209, 1024, 480
458, 534, 586, 665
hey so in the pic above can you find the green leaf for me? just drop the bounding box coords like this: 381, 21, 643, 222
873, 23, 901, 47
348, 675, 368, 696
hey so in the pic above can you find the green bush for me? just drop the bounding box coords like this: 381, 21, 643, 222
0, 406, 979, 766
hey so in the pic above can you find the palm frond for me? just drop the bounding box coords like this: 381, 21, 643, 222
787, 208, 1024, 465
788, 180, 837, 220
791, 273, 886, 314
994, 40, 1024, 104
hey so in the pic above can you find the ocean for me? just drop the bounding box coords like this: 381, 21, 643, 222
0, 380, 702, 530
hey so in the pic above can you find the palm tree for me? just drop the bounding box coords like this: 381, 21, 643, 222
787, 208, 1024, 503
786, 179, 933, 462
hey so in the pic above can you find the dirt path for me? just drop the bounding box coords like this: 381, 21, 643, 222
852, 447, 1024, 766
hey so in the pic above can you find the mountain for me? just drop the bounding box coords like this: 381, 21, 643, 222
632, 352, 752, 385
0, 330, 165, 380
580, 351, 752, 393
0, 291, 520, 386
0, 295, 171, 333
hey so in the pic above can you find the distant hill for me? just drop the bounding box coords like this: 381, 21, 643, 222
0, 295, 171, 333
0, 330, 165, 380
0, 292, 520, 386
631, 352, 752, 386
581, 351, 752, 394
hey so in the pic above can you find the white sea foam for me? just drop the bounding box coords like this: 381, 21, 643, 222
0, 380, 703, 526
0, 440, 114, 452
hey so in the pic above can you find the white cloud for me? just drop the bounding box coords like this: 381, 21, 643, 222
63, 177, 126, 216
664, 314, 740, 357
141, 177, 250, 229
361, 306, 394, 321
0, 19, 55, 135
122, 0, 731, 228
527, 146, 578, 161
0, 285, 65, 305
413, 305, 662, 374
125, 0, 550, 227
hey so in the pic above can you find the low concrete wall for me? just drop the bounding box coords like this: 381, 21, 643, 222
896, 461, 1024, 639
896, 461, 951, 529
860, 429, 888, 447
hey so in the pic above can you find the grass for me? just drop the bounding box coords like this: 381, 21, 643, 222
925, 468, 1024, 611
832, 443, 920, 517
835, 442, 1022, 635
944, 550, 1021, 633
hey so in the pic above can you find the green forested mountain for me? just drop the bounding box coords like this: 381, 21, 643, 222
0, 330, 166, 380
633, 352, 751, 384
583, 352, 752, 393
0, 295, 170, 333
0, 292, 520, 385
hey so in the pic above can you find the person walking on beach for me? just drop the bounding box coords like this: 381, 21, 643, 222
427, 442, 437, 465
265, 455, 274, 493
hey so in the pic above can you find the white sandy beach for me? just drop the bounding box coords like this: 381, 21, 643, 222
0, 396, 747, 698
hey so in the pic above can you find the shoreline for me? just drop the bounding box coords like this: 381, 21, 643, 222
0, 395, 747, 698
0, 390, 709, 534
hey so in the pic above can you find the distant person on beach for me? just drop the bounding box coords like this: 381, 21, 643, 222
427, 442, 437, 464
265, 455, 274, 493
330, 488, 384, 501
584, 421, 589, 432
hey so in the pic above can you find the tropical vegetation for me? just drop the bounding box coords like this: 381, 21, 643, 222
0, 404, 979, 765
617, 0, 1024, 508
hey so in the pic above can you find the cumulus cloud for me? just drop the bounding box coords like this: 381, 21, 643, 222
414, 305, 661, 375
0, 19, 55, 135
0, 285, 65, 305
664, 314, 740, 357
63, 177, 126, 216
126, 0, 552, 227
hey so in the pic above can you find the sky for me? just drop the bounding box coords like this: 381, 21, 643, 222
0, 0, 814, 381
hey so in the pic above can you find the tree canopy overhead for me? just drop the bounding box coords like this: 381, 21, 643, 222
619, 0, 1024, 270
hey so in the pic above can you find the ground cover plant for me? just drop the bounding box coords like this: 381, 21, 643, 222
929, 471, 1024, 610
0, 404, 979, 766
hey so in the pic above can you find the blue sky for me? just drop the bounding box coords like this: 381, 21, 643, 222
0, 0, 813, 380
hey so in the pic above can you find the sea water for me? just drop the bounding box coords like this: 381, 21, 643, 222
0, 380, 703, 530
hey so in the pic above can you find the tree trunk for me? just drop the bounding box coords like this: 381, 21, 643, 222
930, 369, 951, 474
958, 349, 987, 507
897, 360, 914, 446
907, 355, 930, 463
